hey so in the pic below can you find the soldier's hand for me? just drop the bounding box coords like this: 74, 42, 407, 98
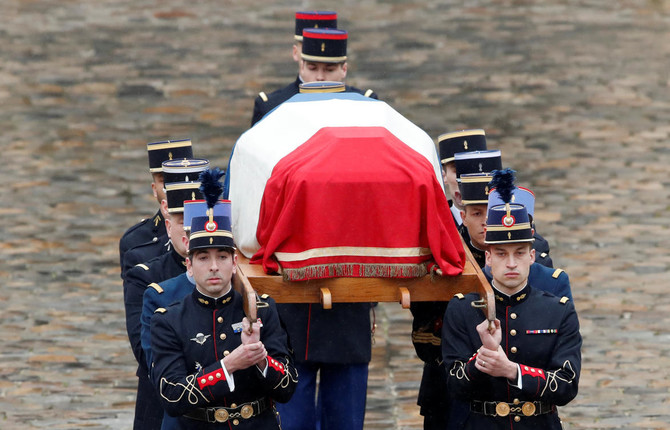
222, 341, 267, 373
475, 345, 517, 380
241, 317, 261, 345
476, 318, 501, 350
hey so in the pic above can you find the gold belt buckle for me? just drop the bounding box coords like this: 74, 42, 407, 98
495, 402, 510, 417
522, 401, 536, 416
240, 404, 254, 419
214, 408, 229, 423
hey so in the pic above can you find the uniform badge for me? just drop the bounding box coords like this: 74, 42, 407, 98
231, 322, 243, 333
190, 333, 211, 345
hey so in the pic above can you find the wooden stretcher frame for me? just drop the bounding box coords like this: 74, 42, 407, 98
232, 238, 495, 323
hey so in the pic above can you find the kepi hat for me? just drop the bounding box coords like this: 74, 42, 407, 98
147, 139, 193, 173
438, 129, 487, 165
484, 169, 534, 244
302, 28, 347, 63
295, 11, 337, 41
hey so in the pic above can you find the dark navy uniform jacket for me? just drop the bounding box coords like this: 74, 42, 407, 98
277, 303, 372, 364
250, 76, 378, 126
533, 231, 553, 268
151, 288, 297, 429
124, 248, 187, 369
442, 285, 581, 430
119, 209, 168, 279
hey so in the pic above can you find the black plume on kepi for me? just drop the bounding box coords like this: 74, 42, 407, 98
488, 168, 516, 205
199, 168, 225, 209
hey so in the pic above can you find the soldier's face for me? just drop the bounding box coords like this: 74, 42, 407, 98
461, 204, 488, 249
166, 213, 188, 258
187, 249, 237, 298
151, 173, 166, 205
485, 243, 535, 294
300, 60, 347, 83
444, 163, 462, 208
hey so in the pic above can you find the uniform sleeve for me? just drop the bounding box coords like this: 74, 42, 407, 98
150, 311, 234, 417
441, 299, 490, 400
510, 302, 581, 405
123, 265, 150, 366
251, 95, 266, 126
141, 287, 160, 369
410, 301, 448, 365
257, 298, 298, 403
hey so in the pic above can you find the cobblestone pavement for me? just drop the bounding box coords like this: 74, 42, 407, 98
1, 0, 670, 428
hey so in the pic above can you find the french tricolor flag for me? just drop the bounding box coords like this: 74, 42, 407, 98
228, 92, 465, 280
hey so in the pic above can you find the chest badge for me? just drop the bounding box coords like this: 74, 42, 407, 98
190, 333, 211, 345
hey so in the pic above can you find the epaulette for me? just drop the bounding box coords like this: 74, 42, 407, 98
552, 269, 564, 279
559, 297, 570, 304
364, 89, 374, 98
149, 283, 164, 294
154, 307, 167, 313
258, 91, 268, 102
136, 264, 150, 271
454, 293, 465, 300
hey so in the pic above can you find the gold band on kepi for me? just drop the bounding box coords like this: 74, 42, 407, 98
294, 11, 337, 41
301, 28, 347, 63
438, 129, 487, 164
147, 139, 193, 173
299, 81, 346, 93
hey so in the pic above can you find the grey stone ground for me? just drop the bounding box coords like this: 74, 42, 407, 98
1, 0, 670, 428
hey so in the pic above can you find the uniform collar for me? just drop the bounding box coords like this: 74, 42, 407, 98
192, 286, 235, 309
492, 282, 531, 306
169, 247, 187, 268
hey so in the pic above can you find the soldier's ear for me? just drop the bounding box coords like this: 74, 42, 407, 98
341, 62, 348, 78
292, 43, 301, 62
182, 234, 189, 250
529, 247, 536, 263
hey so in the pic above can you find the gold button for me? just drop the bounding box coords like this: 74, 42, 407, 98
220, 333, 227, 340
232, 419, 239, 426
511, 346, 518, 353
510, 313, 517, 319
217, 316, 224, 323
522, 401, 536, 416
224, 350, 230, 356
510, 329, 517, 336
240, 404, 254, 419
214, 408, 229, 422
514, 416, 521, 422
513, 398, 520, 405
495, 402, 510, 417
231, 403, 237, 408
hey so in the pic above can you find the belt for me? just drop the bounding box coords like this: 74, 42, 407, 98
471, 400, 555, 417
184, 398, 269, 423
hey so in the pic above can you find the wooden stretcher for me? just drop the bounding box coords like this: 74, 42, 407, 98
232, 238, 495, 326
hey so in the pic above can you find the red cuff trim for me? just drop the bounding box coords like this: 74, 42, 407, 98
267, 355, 286, 374
520, 365, 546, 380
198, 368, 227, 390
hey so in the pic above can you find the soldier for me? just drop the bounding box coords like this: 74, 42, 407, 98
437, 130, 488, 226
123, 160, 207, 430
150, 213, 297, 429
250, 10, 338, 126
251, 26, 377, 126
441, 191, 582, 429
119, 139, 194, 279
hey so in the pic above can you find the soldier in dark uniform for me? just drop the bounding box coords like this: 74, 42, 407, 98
124, 162, 207, 430
442, 191, 582, 429
250, 26, 377, 126
119, 139, 193, 280
150, 213, 297, 429
437, 130, 488, 227
250, 11, 338, 126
